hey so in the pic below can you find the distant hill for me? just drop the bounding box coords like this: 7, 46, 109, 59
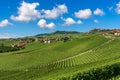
36, 31, 80, 36
88, 28, 111, 34
1, 32, 120, 80
52, 31, 80, 34
34, 29, 120, 37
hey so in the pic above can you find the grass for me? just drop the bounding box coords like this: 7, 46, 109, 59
0, 34, 108, 70
36, 38, 120, 80
0, 34, 120, 80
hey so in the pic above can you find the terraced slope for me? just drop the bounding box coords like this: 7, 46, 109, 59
39, 38, 120, 80
0, 35, 108, 70
0, 34, 118, 80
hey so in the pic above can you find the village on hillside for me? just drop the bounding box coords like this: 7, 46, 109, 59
10, 29, 120, 48
1, 29, 120, 53
11, 37, 70, 48
101, 29, 120, 36
89, 29, 120, 37
0, 36, 70, 53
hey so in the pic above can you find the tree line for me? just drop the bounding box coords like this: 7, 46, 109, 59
0, 43, 25, 53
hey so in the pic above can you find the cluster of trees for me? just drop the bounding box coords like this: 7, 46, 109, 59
60, 63, 120, 80
89, 28, 111, 34
63, 37, 70, 42
53, 31, 80, 34
0, 44, 25, 53
36, 31, 80, 36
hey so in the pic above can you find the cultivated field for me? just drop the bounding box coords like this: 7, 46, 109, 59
0, 33, 120, 80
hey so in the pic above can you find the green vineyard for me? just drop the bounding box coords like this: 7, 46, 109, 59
0, 34, 120, 80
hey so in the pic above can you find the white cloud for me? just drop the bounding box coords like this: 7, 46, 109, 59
63, 17, 75, 26
94, 8, 105, 16
0, 19, 13, 27
94, 19, 99, 23
77, 20, 83, 24
11, 1, 40, 22
63, 17, 83, 26
115, 2, 120, 14
74, 9, 92, 19
37, 19, 55, 29
40, 4, 68, 19
0, 33, 23, 39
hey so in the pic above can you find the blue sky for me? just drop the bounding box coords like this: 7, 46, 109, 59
0, 0, 120, 38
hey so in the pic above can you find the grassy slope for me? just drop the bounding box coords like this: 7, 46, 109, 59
1, 36, 120, 80
0, 34, 112, 80
0, 35, 108, 70
38, 38, 120, 80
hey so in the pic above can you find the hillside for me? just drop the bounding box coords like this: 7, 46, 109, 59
36, 31, 81, 36
1, 0, 120, 79
0, 34, 120, 80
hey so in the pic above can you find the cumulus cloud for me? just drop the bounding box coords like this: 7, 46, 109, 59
94, 8, 105, 16
0, 19, 13, 27
37, 19, 55, 29
11, 1, 40, 22
63, 17, 82, 26
63, 17, 75, 26
74, 9, 92, 19
40, 4, 68, 19
115, 2, 120, 14
0, 33, 23, 39
94, 19, 99, 23
77, 20, 83, 24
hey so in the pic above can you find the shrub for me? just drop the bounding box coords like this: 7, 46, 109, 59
59, 63, 120, 80
0, 46, 25, 53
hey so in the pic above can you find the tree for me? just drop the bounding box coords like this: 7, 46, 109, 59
0, 43, 4, 47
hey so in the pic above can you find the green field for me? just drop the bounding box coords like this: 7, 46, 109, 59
0, 34, 120, 80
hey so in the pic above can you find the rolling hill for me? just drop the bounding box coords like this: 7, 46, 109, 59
0, 33, 120, 80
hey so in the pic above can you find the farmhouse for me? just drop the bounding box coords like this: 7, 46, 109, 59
101, 32, 109, 36
112, 30, 120, 36
11, 41, 27, 47
100, 29, 120, 37
43, 38, 51, 43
